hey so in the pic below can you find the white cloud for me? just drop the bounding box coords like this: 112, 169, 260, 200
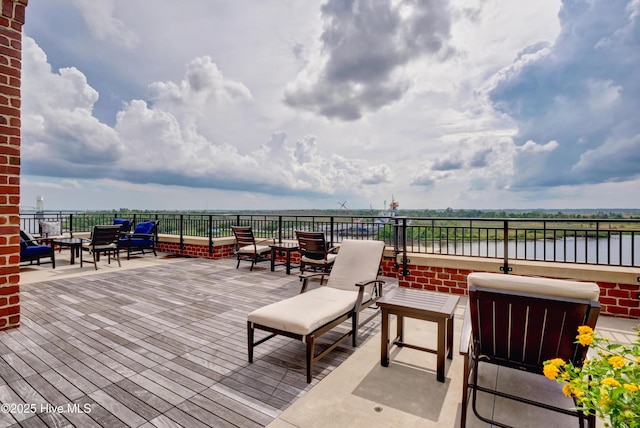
21, 36, 390, 200
73, 0, 140, 49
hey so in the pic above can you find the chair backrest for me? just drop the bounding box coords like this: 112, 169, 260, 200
326, 239, 385, 294
113, 218, 132, 232
467, 272, 600, 371
296, 231, 330, 260
232, 226, 256, 248
20, 230, 38, 246
90, 225, 122, 246
133, 220, 158, 236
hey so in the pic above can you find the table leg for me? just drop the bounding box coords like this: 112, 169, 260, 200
447, 316, 454, 359
437, 319, 445, 382
285, 250, 291, 275
70, 245, 75, 265
270, 249, 276, 272
396, 314, 404, 344
380, 308, 390, 367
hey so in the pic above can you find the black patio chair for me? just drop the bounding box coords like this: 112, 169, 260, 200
20, 230, 55, 268
295, 230, 338, 274
459, 272, 600, 428
118, 220, 159, 260
231, 226, 273, 270
81, 225, 122, 270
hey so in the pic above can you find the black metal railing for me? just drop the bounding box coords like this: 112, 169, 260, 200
19, 211, 640, 274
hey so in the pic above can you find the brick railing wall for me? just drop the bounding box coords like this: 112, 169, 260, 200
0, 0, 26, 332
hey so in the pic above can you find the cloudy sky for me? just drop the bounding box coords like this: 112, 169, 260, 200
20, 0, 639, 211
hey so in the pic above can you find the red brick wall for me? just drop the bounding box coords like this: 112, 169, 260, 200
157, 242, 303, 265
158, 242, 236, 259
0, 0, 26, 332
398, 265, 640, 319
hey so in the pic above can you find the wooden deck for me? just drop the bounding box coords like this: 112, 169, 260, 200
1, 257, 384, 427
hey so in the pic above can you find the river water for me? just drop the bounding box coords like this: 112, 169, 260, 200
437, 235, 640, 266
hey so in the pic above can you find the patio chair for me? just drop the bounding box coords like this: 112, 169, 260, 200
81, 225, 122, 270
113, 218, 132, 234
231, 226, 274, 270
295, 230, 338, 274
118, 220, 159, 260
459, 272, 600, 428
247, 239, 386, 383
20, 230, 55, 268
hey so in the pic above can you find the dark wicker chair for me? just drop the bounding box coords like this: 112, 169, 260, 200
231, 226, 273, 270
81, 225, 122, 270
20, 230, 55, 268
295, 230, 338, 274
460, 272, 600, 428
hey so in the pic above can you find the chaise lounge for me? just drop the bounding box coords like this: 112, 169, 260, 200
247, 239, 386, 383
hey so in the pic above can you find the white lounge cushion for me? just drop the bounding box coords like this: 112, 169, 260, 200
248, 287, 371, 336
326, 240, 385, 293
467, 272, 600, 301
301, 253, 338, 265
238, 244, 271, 255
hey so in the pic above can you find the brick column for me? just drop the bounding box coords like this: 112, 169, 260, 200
0, 0, 27, 331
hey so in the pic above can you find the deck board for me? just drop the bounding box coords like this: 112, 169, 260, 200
1, 258, 386, 427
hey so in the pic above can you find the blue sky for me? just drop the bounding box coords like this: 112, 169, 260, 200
20, 0, 640, 211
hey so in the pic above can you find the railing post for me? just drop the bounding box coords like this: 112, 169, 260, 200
330, 216, 335, 247
596, 220, 600, 264
401, 217, 410, 276
179, 214, 184, 251
501, 220, 511, 273
69, 214, 73, 237
393, 217, 410, 277
278, 216, 283, 243
208, 215, 213, 254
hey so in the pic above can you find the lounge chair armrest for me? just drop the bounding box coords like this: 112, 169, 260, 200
299, 271, 328, 281
327, 246, 339, 253
298, 271, 330, 293
459, 305, 472, 355
129, 233, 154, 239
255, 238, 275, 245
354, 279, 385, 288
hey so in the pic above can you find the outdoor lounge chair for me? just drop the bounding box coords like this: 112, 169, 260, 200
81, 225, 122, 270
231, 226, 274, 270
247, 239, 386, 383
113, 218, 132, 234
459, 272, 600, 428
20, 230, 55, 268
295, 230, 338, 274
118, 220, 158, 260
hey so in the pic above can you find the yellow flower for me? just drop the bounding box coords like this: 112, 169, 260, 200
543, 363, 560, 380
577, 326, 594, 335
608, 355, 626, 368
573, 388, 585, 398
548, 358, 565, 367
601, 378, 621, 387
562, 383, 572, 397
623, 383, 638, 392
577, 333, 594, 346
